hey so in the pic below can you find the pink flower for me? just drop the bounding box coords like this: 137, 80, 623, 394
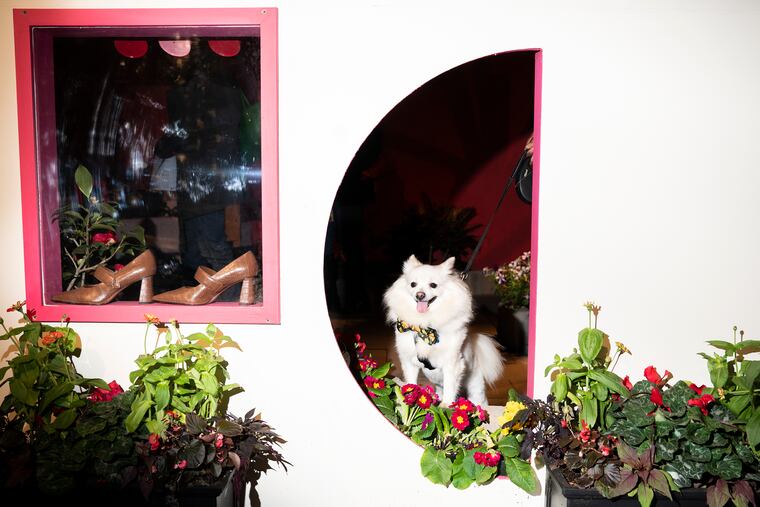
363, 376, 385, 391
421, 412, 434, 431
579, 420, 591, 443
174, 459, 187, 470
451, 410, 470, 431
114, 263, 125, 271
416, 392, 432, 409
474, 451, 501, 467
89, 380, 124, 403
214, 433, 224, 448
27, 308, 37, 321
477, 405, 489, 423
622, 375, 633, 390
421, 385, 439, 405
644, 366, 661, 384
401, 384, 420, 405
92, 232, 116, 245
600, 445, 611, 456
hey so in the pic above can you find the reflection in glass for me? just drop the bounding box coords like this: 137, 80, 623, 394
47, 33, 262, 303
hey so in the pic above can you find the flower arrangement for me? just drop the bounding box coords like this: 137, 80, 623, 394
482, 250, 530, 311
53, 165, 146, 290
501, 303, 760, 507
0, 301, 288, 504
353, 333, 539, 492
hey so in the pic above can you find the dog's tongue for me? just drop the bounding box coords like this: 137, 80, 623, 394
417, 301, 429, 313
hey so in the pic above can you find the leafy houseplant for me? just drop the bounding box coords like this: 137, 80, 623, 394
54, 165, 146, 290
503, 304, 760, 507
352, 334, 539, 492
0, 303, 288, 506
482, 250, 531, 311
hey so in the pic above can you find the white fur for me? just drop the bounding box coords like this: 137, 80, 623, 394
383, 255, 504, 406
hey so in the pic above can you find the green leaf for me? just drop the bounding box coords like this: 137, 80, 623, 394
747, 409, 760, 450
124, 398, 153, 433
588, 369, 630, 397
707, 340, 737, 353
551, 373, 568, 402
707, 355, 729, 388
185, 413, 206, 434
716, 454, 742, 481
51, 408, 77, 429
741, 360, 760, 389
420, 448, 452, 486
370, 362, 391, 379
154, 381, 170, 412
39, 382, 74, 413
199, 372, 218, 395
372, 394, 398, 425
217, 419, 243, 437
579, 327, 604, 365
9, 378, 38, 405
497, 434, 521, 458
75, 165, 93, 199
637, 483, 654, 507
735, 340, 760, 355
502, 457, 537, 493
706, 480, 731, 507
580, 391, 598, 428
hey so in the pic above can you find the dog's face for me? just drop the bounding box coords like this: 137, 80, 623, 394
399, 255, 454, 314
384, 255, 473, 327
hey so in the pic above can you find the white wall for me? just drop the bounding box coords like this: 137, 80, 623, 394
2, 1, 760, 505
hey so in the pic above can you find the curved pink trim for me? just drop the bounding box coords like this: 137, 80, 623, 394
13, 8, 280, 324
114, 40, 148, 58
208, 40, 241, 57
158, 40, 191, 57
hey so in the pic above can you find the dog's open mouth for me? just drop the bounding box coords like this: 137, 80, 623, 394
416, 296, 437, 313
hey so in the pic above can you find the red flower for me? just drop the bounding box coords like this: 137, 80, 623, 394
560, 420, 568, 429
474, 451, 501, 467
114, 263, 125, 271
363, 376, 385, 390
644, 366, 661, 384
622, 375, 633, 390
451, 410, 470, 431
688, 394, 715, 415
214, 433, 224, 448
600, 445, 611, 456
579, 420, 591, 442
402, 384, 420, 405
650, 388, 664, 406
477, 406, 489, 423
355, 341, 367, 354
359, 358, 378, 371
148, 433, 161, 451
26, 308, 37, 321
421, 385, 439, 404
89, 380, 124, 403
416, 392, 432, 409
450, 397, 475, 413
92, 232, 116, 245
174, 459, 187, 470
6, 300, 25, 312
689, 383, 706, 395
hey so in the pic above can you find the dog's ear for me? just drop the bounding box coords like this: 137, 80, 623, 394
403, 254, 422, 273
441, 257, 456, 272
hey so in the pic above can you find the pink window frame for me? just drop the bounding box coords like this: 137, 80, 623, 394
13, 8, 280, 324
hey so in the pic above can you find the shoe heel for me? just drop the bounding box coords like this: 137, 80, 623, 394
139, 276, 154, 304
239, 277, 255, 305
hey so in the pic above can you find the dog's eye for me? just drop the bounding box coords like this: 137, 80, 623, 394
429, 283, 437, 289
410, 282, 417, 288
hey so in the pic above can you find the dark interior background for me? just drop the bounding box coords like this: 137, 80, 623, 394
325, 50, 536, 319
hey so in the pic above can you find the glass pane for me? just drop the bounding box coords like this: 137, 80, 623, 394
40, 30, 262, 304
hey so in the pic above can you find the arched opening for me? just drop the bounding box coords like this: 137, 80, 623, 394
325, 50, 540, 408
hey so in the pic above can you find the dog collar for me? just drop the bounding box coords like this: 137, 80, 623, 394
395, 319, 439, 345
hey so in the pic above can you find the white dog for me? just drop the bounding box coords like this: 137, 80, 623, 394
383, 255, 504, 406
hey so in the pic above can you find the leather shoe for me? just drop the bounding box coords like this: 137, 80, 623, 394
152, 251, 258, 305
52, 250, 156, 305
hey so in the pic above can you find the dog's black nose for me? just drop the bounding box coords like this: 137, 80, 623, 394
415, 291, 426, 301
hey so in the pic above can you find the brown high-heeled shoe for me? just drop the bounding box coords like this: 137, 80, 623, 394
52, 250, 157, 305
152, 251, 258, 305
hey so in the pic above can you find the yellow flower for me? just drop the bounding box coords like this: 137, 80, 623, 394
498, 400, 526, 435
615, 341, 631, 355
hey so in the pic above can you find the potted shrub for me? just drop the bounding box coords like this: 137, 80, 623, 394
501, 303, 759, 507
0, 303, 288, 506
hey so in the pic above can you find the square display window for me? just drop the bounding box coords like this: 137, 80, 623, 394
14, 9, 279, 323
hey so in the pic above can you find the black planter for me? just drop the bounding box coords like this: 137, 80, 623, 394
546, 467, 718, 507
495, 306, 529, 355
2, 471, 236, 507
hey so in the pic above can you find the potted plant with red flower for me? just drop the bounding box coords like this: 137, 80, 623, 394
501, 304, 759, 507
352, 333, 539, 492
